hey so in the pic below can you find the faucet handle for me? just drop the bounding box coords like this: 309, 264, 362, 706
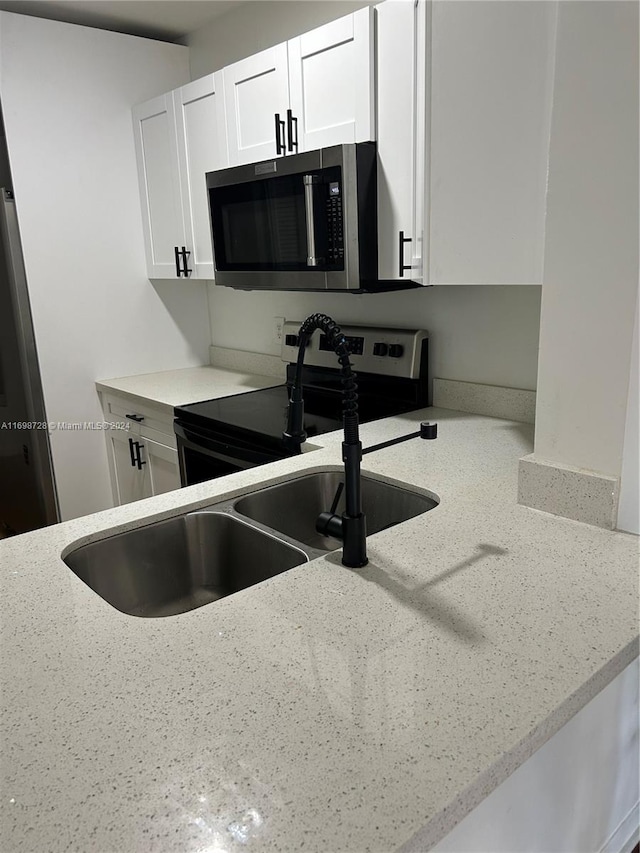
329, 481, 345, 515
420, 421, 438, 439
362, 421, 438, 456
316, 481, 345, 540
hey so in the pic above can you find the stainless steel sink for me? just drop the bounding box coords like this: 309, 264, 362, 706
63, 512, 308, 618
63, 470, 437, 618
234, 471, 438, 551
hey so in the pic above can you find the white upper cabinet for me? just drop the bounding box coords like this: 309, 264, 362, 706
133, 10, 375, 280
223, 10, 375, 166
376, 0, 421, 282
133, 72, 227, 280
174, 74, 228, 279
223, 43, 291, 166
132, 4, 554, 288
425, 0, 555, 285
376, 0, 554, 287
132, 93, 185, 279
288, 7, 375, 151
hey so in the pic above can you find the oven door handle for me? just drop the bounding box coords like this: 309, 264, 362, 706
174, 422, 285, 466
174, 422, 237, 456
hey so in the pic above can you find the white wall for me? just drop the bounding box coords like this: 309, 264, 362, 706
533, 1, 639, 478
186, 0, 375, 78
0, 13, 210, 521
209, 284, 542, 391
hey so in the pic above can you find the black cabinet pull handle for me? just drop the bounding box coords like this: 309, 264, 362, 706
287, 109, 298, 152
128, 437, 137, 468
274, 113, 286, 155
133, 441, 146, 471
125, 413, 144, 422
174, 245, 183, 278
180, 246, 192, 277
398, 231, 413, 278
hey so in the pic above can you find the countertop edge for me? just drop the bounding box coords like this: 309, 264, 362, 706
399, 637, 640, 851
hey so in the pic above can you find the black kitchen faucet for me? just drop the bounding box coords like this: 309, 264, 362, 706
284, 313, 437, 569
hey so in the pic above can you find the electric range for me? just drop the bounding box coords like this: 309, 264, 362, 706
174, 323, 429, 487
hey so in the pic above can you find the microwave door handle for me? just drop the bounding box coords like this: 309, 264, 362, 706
303, 174, 319, 267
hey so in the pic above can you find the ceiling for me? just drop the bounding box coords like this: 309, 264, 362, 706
0, 0, 241, 42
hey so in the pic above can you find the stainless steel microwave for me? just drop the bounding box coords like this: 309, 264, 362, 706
206, 143, 379, 292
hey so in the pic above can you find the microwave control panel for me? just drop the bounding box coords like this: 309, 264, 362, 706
325, 181, 344, 267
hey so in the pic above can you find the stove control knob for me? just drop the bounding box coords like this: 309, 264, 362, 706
388, 344, 404, 359
373, 342, 388, 357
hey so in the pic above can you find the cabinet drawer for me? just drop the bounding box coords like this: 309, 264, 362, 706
101, 393, 175, 443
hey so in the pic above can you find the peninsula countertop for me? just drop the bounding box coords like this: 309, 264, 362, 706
1, 408, 637, 852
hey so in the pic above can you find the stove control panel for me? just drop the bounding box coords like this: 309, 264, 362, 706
281, 322, 428, 380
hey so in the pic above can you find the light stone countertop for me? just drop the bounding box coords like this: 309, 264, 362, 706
96, 365, 281, 413
0, 408, 638, 852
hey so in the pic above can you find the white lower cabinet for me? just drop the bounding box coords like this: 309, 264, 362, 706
100, 393, 180, 506
137, 432, 181, 498
106, 425, 150, 506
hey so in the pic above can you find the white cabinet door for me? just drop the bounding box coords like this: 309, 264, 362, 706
376, 0, 421, 282
427, 0, 554, 285
138, 436, 180, 496
174, 73, 228, 279
288, 8, 375, 151
101, 393, 179, 505
106, 428, 149, 506
412, 0, 429, 286
106, 432, 178, 505
223, 44, 290, 166
132, 94, 185, 279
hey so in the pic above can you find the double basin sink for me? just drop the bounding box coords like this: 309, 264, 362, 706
63, 470, 439, 618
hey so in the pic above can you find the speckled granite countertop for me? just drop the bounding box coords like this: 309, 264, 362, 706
1, 409, 638, 852
96, 365, 281, 412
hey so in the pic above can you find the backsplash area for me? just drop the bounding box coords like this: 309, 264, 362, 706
207, 284, 542, 393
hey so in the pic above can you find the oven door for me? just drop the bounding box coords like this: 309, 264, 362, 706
174, 422, 289, 487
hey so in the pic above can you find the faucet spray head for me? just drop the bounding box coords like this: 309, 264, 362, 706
283, 383, 306, 451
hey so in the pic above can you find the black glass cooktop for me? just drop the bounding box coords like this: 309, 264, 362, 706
175, 384, 343, 444
174, 363, 428, 456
